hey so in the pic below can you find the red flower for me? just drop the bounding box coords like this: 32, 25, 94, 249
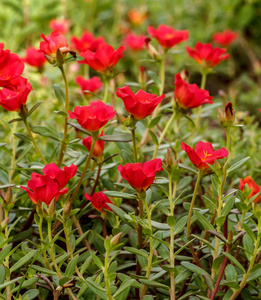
49, 19, 70, 34
23, 47, 46, 68
0, 43, 24, 87
128, 9, 148, 26
186, 42, 229, 68
71, 31, 104, 53
85, 191, 112, 213
42, 163, 77, 189
75, 76, 103, 97
181, 141, 229, 170
147, 24, 189, 49
82, 132, 105, 158
39, 31, 70, 57
0, 77, 32, 112
239, 176, 261, 203
118, 159, 163, 192
21, 163, 76, 206
213, 30, 238, 47
123, 33, 146, 51
116, 86, 165, 120
69, 100, 116, 132
174, 73, 213, 109
79, 43, 125, 74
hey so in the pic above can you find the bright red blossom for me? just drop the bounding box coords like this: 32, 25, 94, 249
0, 77, 32, 112
69, 101, 116, 132
147, 24, 189, 49
213, 29, 238, 47
82, 132, 105, 158
39, 31, 70, 57
186, 42, 229, 68
75, 76, 103, 97
49, 19, 70, 34
118, 159, 163, 192
71, 32, 104, 53
23, 47, 46, 68
116, 86, 165, 120
239, 176, 261, 204
174, 73, 213, 109
85, 192, 112, 213
79, 43, 125, 73
21, 163, 77, 205
181, 141, 229, 170
0, 43, 24, 87
123, 33, 146, 51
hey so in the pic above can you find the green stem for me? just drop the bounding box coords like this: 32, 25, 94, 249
221, 128, 230, 193
140, 197, 153, 299
131, 129, 138, 163
187, 170, 204, 268
39, 215, 51, 270
104, 249, 114, 300
57, 65, 69, 167
47, 219, 62, 278
195, 70, 208, 128
159, 56, 165, 95
23, 119, 47, 164
229, 219, 261, 300
103, 79, 109, 104
153, 111, 175, 159
4, 209, 11, 300
9, 118, 17, 184
69, 134, 98, 204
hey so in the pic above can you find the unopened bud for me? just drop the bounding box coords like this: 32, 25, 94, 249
44, 54, 55, 65
228, 230, 233, 244
180, 69, 189, 81
5, 186, 13, 206
56, 48, 65, 65
217, 102, 236, 128
48, 198, 56, 218
145, 38, 160, 61
166, 148, 174, 173
116, 112, 127, 124
110, 232, 122, 246
63, 202, 72, 219
0, 217, 9, 232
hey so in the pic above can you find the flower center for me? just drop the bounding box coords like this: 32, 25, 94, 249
201, 151, 212, 161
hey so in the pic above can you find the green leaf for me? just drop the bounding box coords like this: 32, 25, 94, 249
191, 234, 215, 251
139, 279, 169, 290
194, 211, 215, 231
104, 191, 136, 199
181, 261, 210, 276
80, 254, 92, 275
175, 269, 192, 284
113, 279, 138, 300
149, 130, 158, 146
243, 235, 254, 261
10, 250, 38, 273
167, 216, 175, 227
0, 276, 23, 289
27, 102, 43, 117
53, 84, 65, 104
90, 252, 103, 269
225, 265, 238, 283
22, 289, 39, 300
148, 115, 162, 129
148, 70, 161, 87
0, 244, 12, 264
0, 266, 5, 284
31, 125, 60, 141
65, 254, 79, 277
173, 216, 188, 235
242, 223, 256, 242
54, 110, 67, 117
221, 197, 235, 217
178, 163, 198, 174
207, 230, 227, 244
9, 118, 23, 124
222, 252, 246, 273
14, 133, 31, 143
120, 149, 134, 163
68, 122, 91, 135
227, 157, 250, 173
124, 247, 148, 258
85, 278, 107, 300
99, 134, 132, 142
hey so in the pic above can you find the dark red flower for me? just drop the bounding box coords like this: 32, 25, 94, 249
239, 176, 261, 203
174, 73, 213, 109
0, 77, 32, 112
82, 132, 105, 158
71, 31, 104, 53
39, 31, 70, 57
186, 42, 229, 68
69, 101, 116, 132
85, 191, 112, 213
116, 86, 165, 120
42, 163, 77, 189
75, 76, 103, 97
123, 33, 146, 51
147, 24, 189, 49
118, 159, 163, 192
181, 141, 229, 170
21, 163, 77, 206
23, 47, 46, 68
49, 19, 70, 34
79, 43, 125, 74
213, 30, 238, 47
0, 43, 24, 87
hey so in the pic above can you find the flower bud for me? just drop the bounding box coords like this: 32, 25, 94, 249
48, 198, 56, 218
217, 102, 235, 128
0, 217, 9, 232
4, 186, 13, 206
166, 148, 174, 172
228, 230, 233, 245
110, 232, 122, 246
63, 202, 72, 219
252, 203, 261, 219
116, 112, 127, 124
145, 38, 161, 61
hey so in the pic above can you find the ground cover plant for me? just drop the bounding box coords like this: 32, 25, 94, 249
0, 0, 261, 299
